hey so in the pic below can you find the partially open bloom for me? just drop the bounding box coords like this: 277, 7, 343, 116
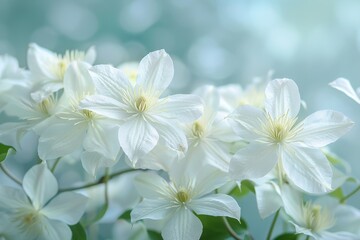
131, 162, 240, 240
0, 163, 88, 240
229, 78, 354, 193
80, 49, 203, 166
282, 186, 360, 240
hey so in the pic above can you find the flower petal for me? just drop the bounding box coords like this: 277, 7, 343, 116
23, 163, 58, 209
265, 78, 300, 118
255, 182, 282, 219
84, 46, 96, 64
134, 172, 171, 199
282, 146, 333, 194
136, 49, 174, 94
229, 143, 278, 181
38, 120, 88, 160
162, 208, 202, 240
118, 117, 159, 165
63, 62, 93, 100
80, 95, 132, 120
329, 78, 360, 104
153, 94, 203, 122
41, 192, 88, 225
190, 194, 240, 220
89, 65, 131, 99
295, 110, 353, 148
131, 199, 175, 222
228, 105, 266, 140
0, 186, 30, 211
41, 219, 72, 240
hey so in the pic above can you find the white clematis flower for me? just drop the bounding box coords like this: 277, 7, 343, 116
80, 49, 203, 166
131, 163, 240, 240
27, 43, 96, 101
282, 186, 360, 240
0, 163, 88, 240
229, 78, 354, 194
329, 78, 360, 104
185, 85, 239, 172
37, 62, 122, 175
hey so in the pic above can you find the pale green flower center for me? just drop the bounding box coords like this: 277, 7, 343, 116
192, 121, 204, 138
263, 112, 300, 144
302, 202, 334, 232
82, 109, 95, 119
135, 96, 148, 112
38, 95, 57, 116
13, 208, 41, 235
176, 190, 190, 203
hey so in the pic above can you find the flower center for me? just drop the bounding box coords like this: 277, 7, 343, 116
54, 50, 86, 80
302, 202, 334, 232
192, 121, 204, 138
38, 95, 57, 116
135, 96, 148, 112
263, 112, 299, 144
176, 190, 190, 203
82, 109, 94, 119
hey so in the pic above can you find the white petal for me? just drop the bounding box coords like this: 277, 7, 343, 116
27, 43, 59, 81
332, 204, 360, 235
118, 117, 159, 165
84, 46, 96, 64
295, 110, 353, 148
228, 105, 266, 140
230, 143, 278, 181
162, 208, 202, 240
137, 49, 174, 94
30, 82, 63, 102
23, 163, 58, 209
134, 172, 171, 199
41, 219, 72, 240
153, 94, 203, 122
265, 78, 300, 118
282, 146, 333, 194
81, 151, 103, 176
329, 78, 360, 104
255, 182, 283, 219
131, 199, 175, 222
190, 194, 240, 220
0, 186, 30, 210
63, 62, 94, 100
89, 65, 131, 99
319, 231, 359, 240
281, 184, 304, 224
151, 119, 188, 154
38, 121, 88, 160
41, 192, 88, 225
197, 141, 231, 172
80, 95, 132, 120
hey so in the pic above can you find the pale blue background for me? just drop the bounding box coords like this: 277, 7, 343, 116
1, 0, 360, 239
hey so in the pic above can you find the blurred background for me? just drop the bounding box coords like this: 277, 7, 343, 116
1, 0, 360, 239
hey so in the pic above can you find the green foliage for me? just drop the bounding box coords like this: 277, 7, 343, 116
70, 223, 87, 240
329, 187, 345, 200
118, 209, 131, 221
148, 230, 162, 240
274, 233, 298, 240
198, 215, 250, 240
0, 143, 15, 163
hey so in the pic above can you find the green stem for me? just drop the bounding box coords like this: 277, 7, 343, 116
59, 168, 137, 192
0, 164, 22, 185
222, 217, 242, 240
50, 158, 61, 173
305, 235, 310, 240
266, 210, 279, 240
340, 185, 360, 203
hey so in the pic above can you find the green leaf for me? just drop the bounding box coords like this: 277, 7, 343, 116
198, 215, 249, 240
118, 209, 131, 221
241, 180, 255, 193
274, 233, 298, 240
329, 187, 345, 200
0, 143, 15, 163
148, 230, 162, 240
70, 223, 87, 240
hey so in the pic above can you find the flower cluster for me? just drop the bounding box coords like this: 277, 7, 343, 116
0, 44, 359, 240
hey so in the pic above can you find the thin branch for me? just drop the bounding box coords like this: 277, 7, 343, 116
0, 164, 22, 185
222, 217, 242, 240
340, 185, 360, 203
266, 210, 279, 240
59, 168, 137, 192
